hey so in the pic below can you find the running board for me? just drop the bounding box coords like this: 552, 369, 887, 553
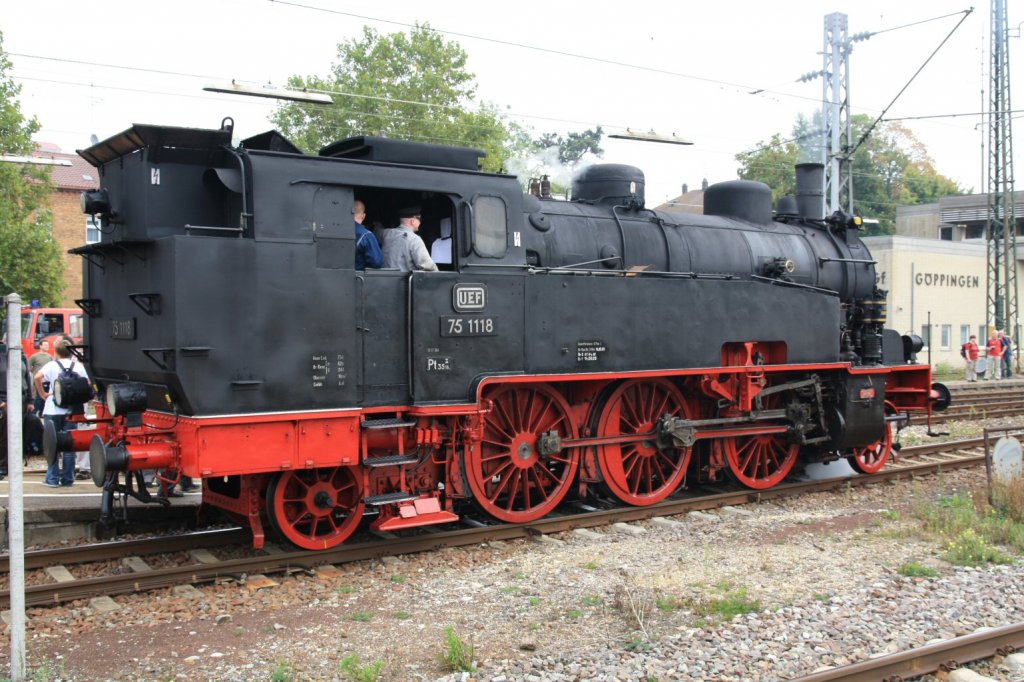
364, 491, 419, 506
363, 454, 419, 468
361, 417, 417, 430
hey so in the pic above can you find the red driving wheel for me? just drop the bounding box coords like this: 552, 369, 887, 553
466, 384, 579, 523
595, 378, 695, 505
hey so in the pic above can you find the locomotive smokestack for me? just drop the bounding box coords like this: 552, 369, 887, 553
795, 163, 824, 221
682, 183, 689, 194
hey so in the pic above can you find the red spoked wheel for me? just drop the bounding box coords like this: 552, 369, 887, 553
847, 402, 896, 475
466, 384, 579, 523
595, 379, 696, 505
719, 431, 799, 490
266, 466, 365, 550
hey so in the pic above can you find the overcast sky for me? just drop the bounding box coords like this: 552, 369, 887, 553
3, 0, 1018, 206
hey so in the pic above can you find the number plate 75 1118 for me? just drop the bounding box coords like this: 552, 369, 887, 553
440, 316, 497, 337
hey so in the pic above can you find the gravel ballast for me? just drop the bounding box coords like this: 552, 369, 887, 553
5, 463, 1024, 681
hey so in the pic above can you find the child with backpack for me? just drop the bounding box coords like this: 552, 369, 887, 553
33, 338, 90, 487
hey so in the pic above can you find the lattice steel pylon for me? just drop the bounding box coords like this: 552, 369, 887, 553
822, 13, 854, 216
986, 0, 1017, 341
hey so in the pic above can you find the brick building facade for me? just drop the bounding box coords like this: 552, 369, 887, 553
34, 144, 99, 305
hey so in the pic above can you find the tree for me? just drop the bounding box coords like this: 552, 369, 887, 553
535, 127, 604, 165
270, 24, 528, 173
736, 114, 964, 235
0, 32, 64, 305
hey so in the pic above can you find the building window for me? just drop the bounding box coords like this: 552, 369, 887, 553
920, 325, 931, 348
980, 325, 988, 343
960, 325, 971, 345
966, 224, 985, 239
86, 215, 101, 244
939, 226, 953, 240
940, 325, 951, 350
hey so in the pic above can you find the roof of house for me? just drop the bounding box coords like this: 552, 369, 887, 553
32, 147, 100, 191
654, 189, 705, 214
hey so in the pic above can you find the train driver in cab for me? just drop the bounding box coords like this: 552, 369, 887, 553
381, 206, 438, 272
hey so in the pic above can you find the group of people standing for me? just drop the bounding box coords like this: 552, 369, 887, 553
354, 200, 439, 273
961, 330, 1015, 382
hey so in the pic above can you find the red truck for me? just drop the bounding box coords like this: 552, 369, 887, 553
16, 306, 84, 357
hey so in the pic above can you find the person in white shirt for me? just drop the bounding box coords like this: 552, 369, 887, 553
34, 338, 89, 487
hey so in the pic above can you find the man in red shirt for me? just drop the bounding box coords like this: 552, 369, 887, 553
962, 335, 980, 382
985, 332, 1004, 380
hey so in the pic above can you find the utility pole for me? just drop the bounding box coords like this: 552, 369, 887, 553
799, 14, 871, 217
822, 13, 854, 216
986, 0, 1017, 345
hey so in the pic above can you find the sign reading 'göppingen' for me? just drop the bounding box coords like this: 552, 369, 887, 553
914, 272, 981, 288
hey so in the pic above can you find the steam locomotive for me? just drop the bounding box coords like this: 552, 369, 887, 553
50, 118, 946, 550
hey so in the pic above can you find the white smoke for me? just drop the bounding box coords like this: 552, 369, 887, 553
506, 146, 602, 199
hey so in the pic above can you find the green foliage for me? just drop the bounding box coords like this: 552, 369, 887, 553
270, 658, 294, 682
338, 653, 385, 682
655, 594, 681, 612
336, 584, 356, 594
390, 574, 405, 584
684, 584, 761, 623
270, 24, 528, 173
438, 625, 476, 673
528, 596, 541, 606
583, 560, 599, 570
736, 113, 964, 235
581, 594, 602, 606
898, 561, 939, 578
914, 489, 1024, 565
566, 608, 584, 619
349, 611, 373, 622
534, 127, 604, 164
0, 32, 64, 305
394, 610, 411, 620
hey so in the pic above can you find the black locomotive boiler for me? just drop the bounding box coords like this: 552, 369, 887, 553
56, 119, 945, 549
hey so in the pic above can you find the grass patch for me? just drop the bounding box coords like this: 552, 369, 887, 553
439, 626, 475, 673
339, 653, 385, 682
349, 611, 373, 622
500, 585, 520, 595
271, 659, 294, 682
528, 596, 541, 606
394, 610, 411, 620
684, 584, 761, 624
583, 560, 600, 570
390, 575, 405, 584
913, 487, 1023, 566
514, 571, 528, 580
581, 594, 602, 606
566, 608, 584, 619
656, 594, 681, 612
336, 584, 356, 594
880, 509, 900, 521
898, 561, 939, 578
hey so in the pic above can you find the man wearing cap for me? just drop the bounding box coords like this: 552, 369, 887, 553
381, 206, 438, 272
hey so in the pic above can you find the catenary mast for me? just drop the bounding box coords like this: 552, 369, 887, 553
986, 0, 1017, 342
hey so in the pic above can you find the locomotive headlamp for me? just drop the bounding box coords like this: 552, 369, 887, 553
81, 188, 110, 216
105, 382, 147, 417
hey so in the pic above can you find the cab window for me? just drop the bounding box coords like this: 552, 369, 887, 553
473, 195, 507, 258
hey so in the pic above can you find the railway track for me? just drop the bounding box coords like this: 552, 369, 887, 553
0, 436, 990, 609
792, 622, 1024, 682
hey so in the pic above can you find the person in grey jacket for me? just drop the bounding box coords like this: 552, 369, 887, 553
381, 206, 438, 272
